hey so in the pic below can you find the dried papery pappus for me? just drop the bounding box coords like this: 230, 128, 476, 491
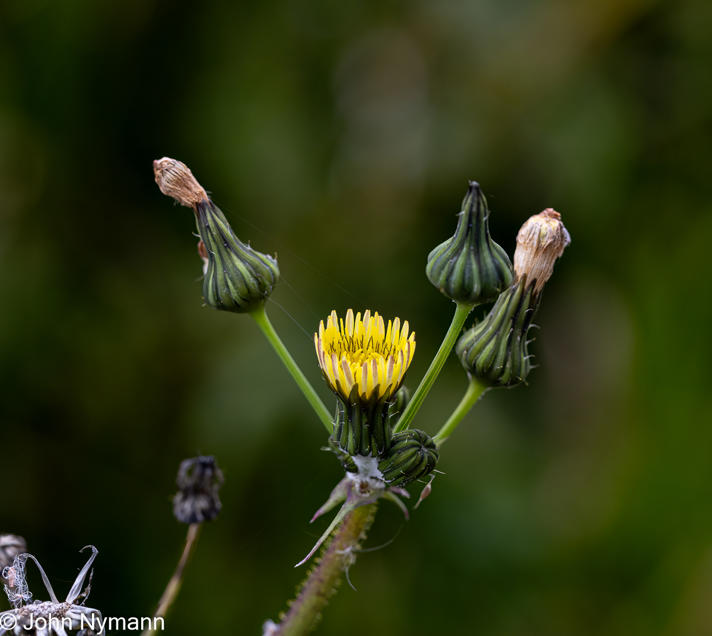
173, 456, 224, 524
513, 208, 570, 294
0, 546, 104, 635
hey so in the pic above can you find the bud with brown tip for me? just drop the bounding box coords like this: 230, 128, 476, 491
456, 210, 570, 386
154, 157, 280, 313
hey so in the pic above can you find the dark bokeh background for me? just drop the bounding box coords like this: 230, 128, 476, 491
2, 1, 712, 634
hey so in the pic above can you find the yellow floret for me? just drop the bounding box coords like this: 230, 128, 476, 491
314, 309, 415, 403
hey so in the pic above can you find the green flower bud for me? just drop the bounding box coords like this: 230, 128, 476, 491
378, 429, 438, 487
456, 208, 570, 386
426, 181, 513, 305
456, 277, 538, 387
154, 157, 279, 313
388, 385, 411, 421
196, 198, 279, 313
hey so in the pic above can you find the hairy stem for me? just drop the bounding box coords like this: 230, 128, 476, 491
142, 523, 202, 636
433, 377, 488, 446
251, 305, 333, 434
271, 503, 377, 636
394, 302, 473, 433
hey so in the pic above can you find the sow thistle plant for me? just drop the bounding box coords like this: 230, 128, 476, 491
153, 158, 570, 635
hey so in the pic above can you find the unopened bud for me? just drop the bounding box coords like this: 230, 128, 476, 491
378, 429, 438, 487
173, 456, 224, 524
457, 209, 570, 386
426, 181, 513, 305
513, 208, 570, 293
153, 157, 280, 313
388, 385, 411, 421
197, 199, 279, 313
456, 278, 537, 387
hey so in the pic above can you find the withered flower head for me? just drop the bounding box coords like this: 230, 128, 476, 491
1, 546, 103, 635
153, 157, 208, 207
173, 456, 224, 524
513, 208, 570, 293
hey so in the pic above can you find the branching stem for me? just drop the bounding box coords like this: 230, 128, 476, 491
433, 377, 488, 446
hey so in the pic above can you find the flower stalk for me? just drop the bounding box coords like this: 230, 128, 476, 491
393, 301, 472, 433
142, 524, 201, 636
432, 377, 488, 446
251, 305, 334, 434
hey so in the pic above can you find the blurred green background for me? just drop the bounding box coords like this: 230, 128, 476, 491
2, 0, 712, 634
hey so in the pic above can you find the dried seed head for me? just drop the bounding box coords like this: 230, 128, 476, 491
153, 157, 208, 207
1, 546, 103, 634
173, 456, 224, 524
0, 535, 26, 570
513, 209, 570, 293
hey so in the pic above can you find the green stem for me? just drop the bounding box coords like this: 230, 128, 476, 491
251, 305, 333, 434
272, 503, 377, 636
142, 523, 201, 636
433, 377, 488, 446
394, 302, 473, 433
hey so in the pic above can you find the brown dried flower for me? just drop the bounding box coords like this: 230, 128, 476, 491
513, 208, 570, 293
153, 157, 208, 208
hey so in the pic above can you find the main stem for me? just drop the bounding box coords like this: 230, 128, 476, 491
433, 377, 488, 446
394, 302, 473, 433
142, 523, 202, 636
251, 305, 333, 434
273, 503, 377, 636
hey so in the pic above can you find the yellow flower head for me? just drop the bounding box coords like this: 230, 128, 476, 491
314, 309, 415, 404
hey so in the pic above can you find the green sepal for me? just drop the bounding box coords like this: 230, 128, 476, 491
332, 388, 392, 458
426, 181, 513, 305
456, 277, 540, 387
196, 200, 279, 313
